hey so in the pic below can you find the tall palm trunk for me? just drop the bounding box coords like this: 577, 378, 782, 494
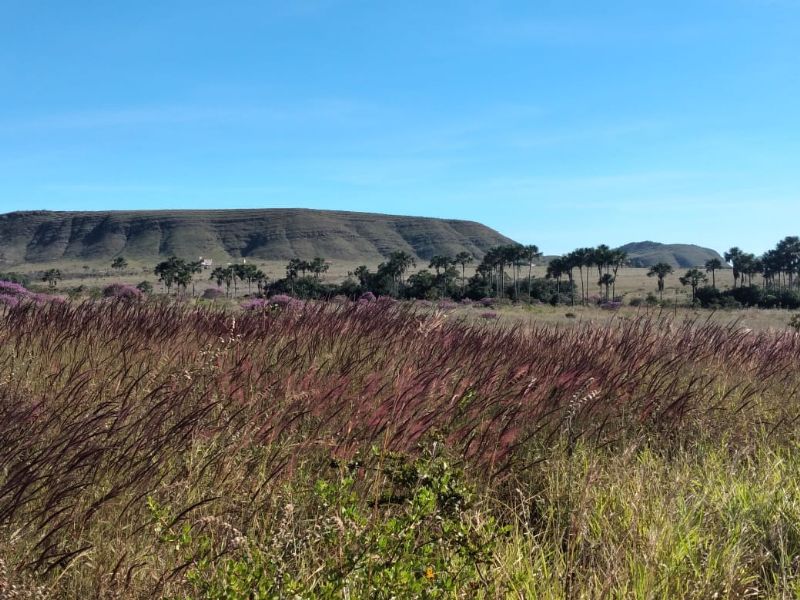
528, 263, 533, 301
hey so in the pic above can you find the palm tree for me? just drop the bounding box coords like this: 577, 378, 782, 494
429, 255, 453, 298
522, 244, 542, 300
254, 269, 268, 294
454, 252, 473, 293
481, 247, 502, 297
562, 253, 577, 306
506, 245, 525, 300
41, 268, 62, 290
569, 248, 589, 306
308, 257, 329, 280
237, 263, 260, 294
231, 263, 252, 296
154, 257, 183, 295
187, 260, 203, 296
724, 247, 743, 288
285, 259, 305, 295
705, 258, 723, 289
210, 266, 229, 295
592, 245, 612, 295
353, 265, 371, 287
609, 249, 627, 300
111, 257, 128, 273
739, 253, 760, 287
546, 257, 564, 298
777, 236, 800, 289
428, 255, 451, 276
647, 263, 673, 302
389, 251, 416, 285
598, 273, 615, 301
679, 268, 707, 302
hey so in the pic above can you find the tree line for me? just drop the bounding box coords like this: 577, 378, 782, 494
644, 237, 800, 309
29, 235, 800, 310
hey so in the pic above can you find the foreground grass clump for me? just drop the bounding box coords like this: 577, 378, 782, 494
1, 300, 800, 597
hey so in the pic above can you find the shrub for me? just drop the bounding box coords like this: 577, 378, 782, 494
790, 313, 800, 332
137, 281, 154, 295
269, 294, 294, 308
103, 283, 143, 300
202, 288, 225, 300
0, 272, 29, 286
629, 297, 644, 307
358, 292, 377, 303
600, 301, 623, 311
437, 300, 459, 310
149, 449, 503, 598
241, 298, 269, 311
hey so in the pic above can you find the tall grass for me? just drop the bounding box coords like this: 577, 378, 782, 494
1, 300, 799, 597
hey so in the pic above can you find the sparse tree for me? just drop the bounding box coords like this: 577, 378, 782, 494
111, 257, 128, 273
647, 262, 674, 302
154, 257, 184, 295
598, 273, 615, 301
546, 257, 565, 298
705, 258, 723, 290
454, 252, 474, 292
522, 245, 542, 301
724, 247, 743, 288
308, 257, 329, 280
42, 268, 62, 290
679, 268, 707, 302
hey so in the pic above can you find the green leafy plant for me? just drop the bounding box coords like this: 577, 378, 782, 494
148, 447, 505, 599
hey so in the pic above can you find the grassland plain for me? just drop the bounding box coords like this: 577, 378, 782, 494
1, 298, 800, 598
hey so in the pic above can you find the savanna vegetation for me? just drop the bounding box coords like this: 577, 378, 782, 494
2, 237, 800, 597
1, 295, 800, 598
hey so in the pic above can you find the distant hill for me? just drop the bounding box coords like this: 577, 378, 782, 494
0, 209, 516, 267
618, 241, 726, 268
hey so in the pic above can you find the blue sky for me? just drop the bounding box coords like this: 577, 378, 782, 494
1, 0, 798, 254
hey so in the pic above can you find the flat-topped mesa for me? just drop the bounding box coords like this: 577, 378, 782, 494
0, 208, 517, 266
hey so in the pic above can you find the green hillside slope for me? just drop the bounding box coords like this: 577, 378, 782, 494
0, 209, 516, 267
619, 241, 726, 268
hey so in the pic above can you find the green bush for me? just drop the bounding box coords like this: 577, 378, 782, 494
149, 448, 505, 599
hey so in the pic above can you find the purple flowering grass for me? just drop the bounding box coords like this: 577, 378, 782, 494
0, 294, 19, 308
0, 280, 29, 297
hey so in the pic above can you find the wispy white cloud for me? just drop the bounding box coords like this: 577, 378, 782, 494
0, 98, 378, 132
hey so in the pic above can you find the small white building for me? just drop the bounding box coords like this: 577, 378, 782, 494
199, 257, 213, 269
